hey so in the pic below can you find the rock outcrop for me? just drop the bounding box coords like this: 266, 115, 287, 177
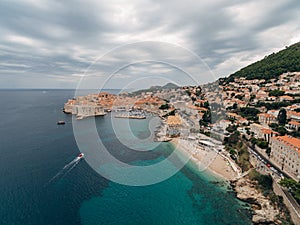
232, 177, 280, 224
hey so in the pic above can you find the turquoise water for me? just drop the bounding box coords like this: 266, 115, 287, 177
80, 166, 251, 225
79, 115, 252, 225
0, 90, 252, 225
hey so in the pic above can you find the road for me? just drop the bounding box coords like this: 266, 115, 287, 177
282, 188, 300, 216
244, 141, 291, 179
245, 141, 300, 218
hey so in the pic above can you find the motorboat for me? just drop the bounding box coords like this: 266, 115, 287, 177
57, 121, 66, 125
78, 153, 85, 159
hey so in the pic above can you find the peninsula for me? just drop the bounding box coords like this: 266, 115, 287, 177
64, 42, 300, 225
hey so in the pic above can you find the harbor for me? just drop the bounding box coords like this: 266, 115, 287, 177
114, 109, 147, 119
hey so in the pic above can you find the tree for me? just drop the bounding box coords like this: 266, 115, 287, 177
159, 104, 169, 110
239, 107, 260, 121
273, 125, 287, 136
203, 101, 209, 109
232, 102, 238, 110
235, 94, 244, 100
277, 108, 287, 125
250, 95, 256, 102
279, 178, 300, 204
227, 131, 240, 145
257, 140, 268, 149
225, 42, 300, 82
226, 125, 237, 133
202, 109, 211, 123
269, 90, 285, 97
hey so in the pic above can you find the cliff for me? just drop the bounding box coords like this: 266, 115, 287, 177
232, 177, 281, 224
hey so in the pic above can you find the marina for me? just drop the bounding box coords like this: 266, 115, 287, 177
114, 110, 147, 119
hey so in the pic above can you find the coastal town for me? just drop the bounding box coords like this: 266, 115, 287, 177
64, 71, 300, 224
3, 0, 300, 224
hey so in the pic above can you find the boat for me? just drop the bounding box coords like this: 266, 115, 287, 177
78, 153, 84, 159
57, 121, 66, 125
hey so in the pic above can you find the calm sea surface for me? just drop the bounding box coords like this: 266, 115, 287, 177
0, 90, 252, 225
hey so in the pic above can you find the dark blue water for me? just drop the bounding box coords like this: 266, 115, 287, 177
0, 90, 252, 225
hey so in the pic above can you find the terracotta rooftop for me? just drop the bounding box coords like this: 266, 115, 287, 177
273, 135, 300, 154
258, 113, 276, 118
289, 111, 300, 117
289, 120, 300, 125
280, 95, 294, 100
166, 116, 182, 126
261, 128, 277, 135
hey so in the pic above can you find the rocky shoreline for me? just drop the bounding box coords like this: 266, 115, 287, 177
153, 117, 294, 224
231, 177, 286, 225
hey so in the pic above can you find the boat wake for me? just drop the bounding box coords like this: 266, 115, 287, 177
45, 153, 84, 186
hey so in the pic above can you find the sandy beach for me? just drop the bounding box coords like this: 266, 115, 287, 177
171, 138, 238, 180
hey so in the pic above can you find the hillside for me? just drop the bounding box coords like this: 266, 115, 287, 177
130, 82, 179, 96
226, 42, 300, 82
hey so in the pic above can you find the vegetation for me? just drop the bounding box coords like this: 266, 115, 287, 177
248, 170, 273, 193
289, 130, 300, 138
269, 90, 285, 97
224, 132, 251, 172
237, 144, 251, 172
256, 101, 291, 110
226, 125, 238, 133
278, 108, 287, 125
224, 131, 240, 145
279, 178, 300, 204
199, 109, 211, 126
203, 101, 209, 109
159, 104, 170, 110
266, 147, 271, 157
295, 108, 300, 112
270, 123, 288, 136
225, 42, 300, 81
248, 171, 294, 224
162, 109, 176, 118
235, 94, 244, 100
238, 107, 260, 121
256, 139, 269, 149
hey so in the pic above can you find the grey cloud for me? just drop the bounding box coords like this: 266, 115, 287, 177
0, 0, 299, 88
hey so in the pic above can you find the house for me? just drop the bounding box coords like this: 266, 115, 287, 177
227, 112, 240, 120
279, 95, 294, 101
166, 115, 182, 137
250, 123, 278, 142
288, 120, 300, 131
237, 117, 248, 125
270, 135, 300, 181
267, 110, 279, 117
258, 113, 277, 125
288, 111, 300, 121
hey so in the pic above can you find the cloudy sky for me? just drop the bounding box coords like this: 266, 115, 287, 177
0, 0, 300, 89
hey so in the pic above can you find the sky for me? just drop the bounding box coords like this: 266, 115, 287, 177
0, 0, 300, 89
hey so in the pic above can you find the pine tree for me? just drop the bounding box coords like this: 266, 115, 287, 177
277, 108, 287, 125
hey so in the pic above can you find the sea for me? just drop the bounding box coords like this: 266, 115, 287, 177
0, 89, 252, 225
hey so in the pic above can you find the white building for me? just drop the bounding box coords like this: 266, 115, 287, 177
270, 135, 300, 181
73, 104, 105, 117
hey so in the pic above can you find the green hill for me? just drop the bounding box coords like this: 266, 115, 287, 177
225, 42, 300, 82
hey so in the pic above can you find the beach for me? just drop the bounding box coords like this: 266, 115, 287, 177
171, 138, 239, 181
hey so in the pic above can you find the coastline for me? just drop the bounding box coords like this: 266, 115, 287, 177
170, 138, 239, 181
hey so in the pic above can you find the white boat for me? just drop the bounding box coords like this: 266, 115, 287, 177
78, 153, 84, 159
